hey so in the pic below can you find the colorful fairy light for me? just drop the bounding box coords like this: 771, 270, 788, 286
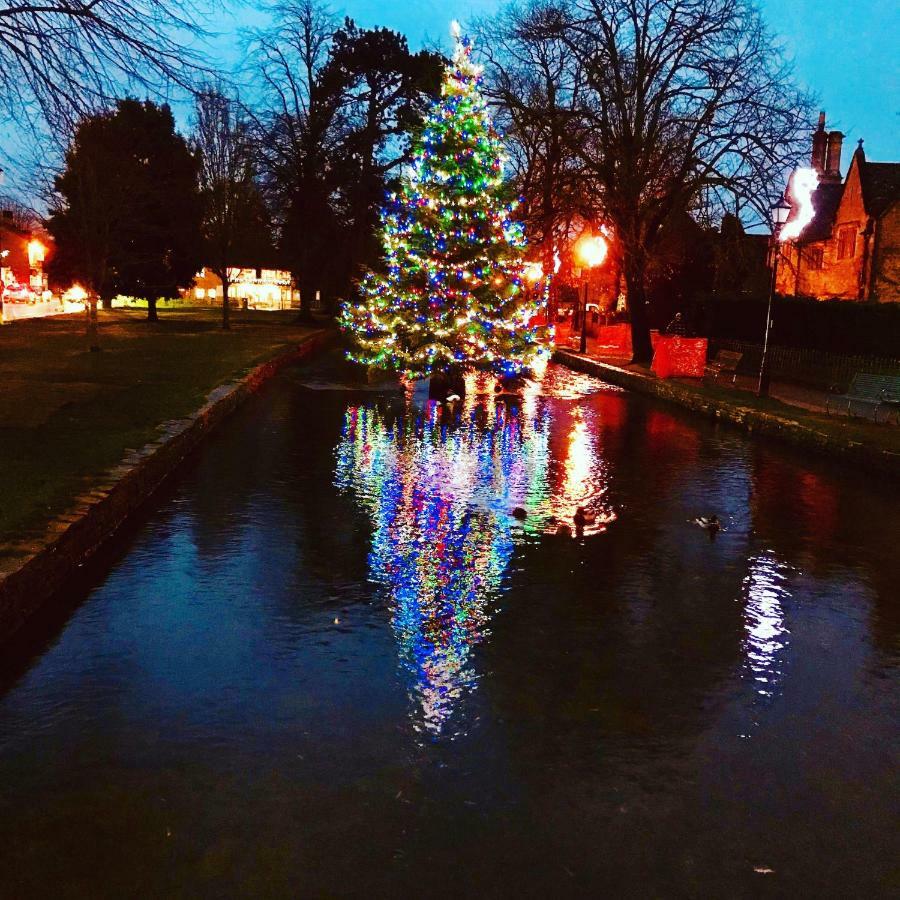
333, 373, 618, 732
339, 23, 551, 380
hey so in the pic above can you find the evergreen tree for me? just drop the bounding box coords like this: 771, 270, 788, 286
340, 24, 549, 380
48, 99, 202, 322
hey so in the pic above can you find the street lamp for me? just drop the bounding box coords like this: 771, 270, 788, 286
573, 233, 608, 354
758, 196, 792, 397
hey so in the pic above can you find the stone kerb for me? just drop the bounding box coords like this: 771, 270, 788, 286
0, 330, 329, 639
555, 349, 900, 477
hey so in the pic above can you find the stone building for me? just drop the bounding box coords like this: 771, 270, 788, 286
775, 113, 900, 302
186, 266, 299, 310
0, 218, 51, 297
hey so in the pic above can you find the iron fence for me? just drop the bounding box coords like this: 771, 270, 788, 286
708, 339, 900, 391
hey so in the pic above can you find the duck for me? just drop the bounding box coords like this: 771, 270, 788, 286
694, 514, 721, 533
573, 507, 595, 530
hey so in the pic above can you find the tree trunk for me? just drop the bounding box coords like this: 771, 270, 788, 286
221, 277, 230, 330
86, 294, 100, 352
623, 255, 653, 364
100, 296, 112, 310
294, 271, 315, 323
147, 296, 158, 322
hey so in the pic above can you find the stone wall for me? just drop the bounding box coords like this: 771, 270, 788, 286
555, 349, 900, 477
874, 204, 900, 302
0, 330, 329, 640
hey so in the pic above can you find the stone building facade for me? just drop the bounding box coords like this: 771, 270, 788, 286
0, 220, 51, 296
775, 113, 900, 302
186, 266, 299, 310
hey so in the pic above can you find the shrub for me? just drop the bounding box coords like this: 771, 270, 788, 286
688, 294, 900, 357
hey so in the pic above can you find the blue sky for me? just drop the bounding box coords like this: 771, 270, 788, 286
3, 0, 897, 203
271, 0, 899, 161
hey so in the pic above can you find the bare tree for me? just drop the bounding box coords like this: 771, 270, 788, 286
478, 5, 594, 320
194, 87, 266, 330
245, 0, 344, 319
0, 195, 39, 231
0, 0, 208, 131
490, 0, 812, 361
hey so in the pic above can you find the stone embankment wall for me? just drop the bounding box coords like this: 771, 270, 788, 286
0, 331, 329, 639
556, 349, 900, 476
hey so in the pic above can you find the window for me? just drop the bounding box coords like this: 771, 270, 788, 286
836, 226, 856, 260
807, 247, 824, 270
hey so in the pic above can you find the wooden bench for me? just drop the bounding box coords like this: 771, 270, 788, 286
826, 373, 900, 423
706, 350, 744, 384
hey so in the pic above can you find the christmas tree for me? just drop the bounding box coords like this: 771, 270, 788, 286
339, 23, 550, 381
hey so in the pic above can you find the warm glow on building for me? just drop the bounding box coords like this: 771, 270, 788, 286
186, 267, 299, 310
65, 284, 87, 302
27, 240, 46, 267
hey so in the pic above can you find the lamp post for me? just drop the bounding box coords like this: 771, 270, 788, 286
573, 234, 608, 354
758, 196, 792, 397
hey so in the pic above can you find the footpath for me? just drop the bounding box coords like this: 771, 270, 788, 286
0, 309, 328, 637
556, 348, 900, 477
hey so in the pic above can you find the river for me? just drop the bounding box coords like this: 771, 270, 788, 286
0, 359, 897, 896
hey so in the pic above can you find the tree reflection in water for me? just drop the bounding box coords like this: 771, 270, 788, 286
335, 370, 615, 735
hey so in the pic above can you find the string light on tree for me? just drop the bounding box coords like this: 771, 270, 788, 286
339, 22, 550, 380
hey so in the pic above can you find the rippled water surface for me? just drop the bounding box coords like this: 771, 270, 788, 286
0, 360, 897, 896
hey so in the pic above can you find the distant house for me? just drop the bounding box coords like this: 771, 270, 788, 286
0, 216, 52, 298
775, 113, 900, 302
186, 266, 299, 310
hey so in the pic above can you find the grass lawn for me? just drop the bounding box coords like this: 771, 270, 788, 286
0, 308, 319, 549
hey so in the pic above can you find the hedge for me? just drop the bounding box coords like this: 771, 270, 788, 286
687, 294, 900, 357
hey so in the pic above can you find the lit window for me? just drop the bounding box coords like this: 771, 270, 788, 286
195, 287, 206, 299
836, 226, 856, 260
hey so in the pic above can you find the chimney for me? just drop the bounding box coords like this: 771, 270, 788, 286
825, 130, 844, 179
811, 111, 827, 172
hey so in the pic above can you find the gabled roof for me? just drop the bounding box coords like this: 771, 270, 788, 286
859, 161, 900, 218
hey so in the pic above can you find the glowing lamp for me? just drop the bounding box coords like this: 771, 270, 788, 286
574, 234, 608, 269
523, 261, 544, 283
772, 197, 791, 226
28, 240, 46, 266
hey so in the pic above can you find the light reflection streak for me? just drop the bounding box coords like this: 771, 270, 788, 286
741, 553, 791, 702
334, 375, 615, 735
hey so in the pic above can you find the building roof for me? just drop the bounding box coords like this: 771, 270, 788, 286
801, 180, 843, 242
859, 160, 900, 218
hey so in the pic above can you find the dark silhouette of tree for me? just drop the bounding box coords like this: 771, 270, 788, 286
325, 20, 442, 292
486, 0, 812, 361
712, 212, 768, 298
47, 99, 202, 322
0, 0, 208, 131
247, 0, 345, 320
477, 6, 593, 320
193, 87, 272, 330
0, 196, 39, 231
247, 2, 442, 316
46, 117, 120, 310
